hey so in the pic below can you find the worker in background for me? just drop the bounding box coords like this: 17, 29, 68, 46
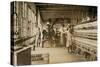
66, 24, 73, 53
59, 24, 67, 46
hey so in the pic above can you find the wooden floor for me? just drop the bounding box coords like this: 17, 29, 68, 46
31, 47, 86, 64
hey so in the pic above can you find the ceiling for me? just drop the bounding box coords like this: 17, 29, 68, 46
35, 3, 96, 24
